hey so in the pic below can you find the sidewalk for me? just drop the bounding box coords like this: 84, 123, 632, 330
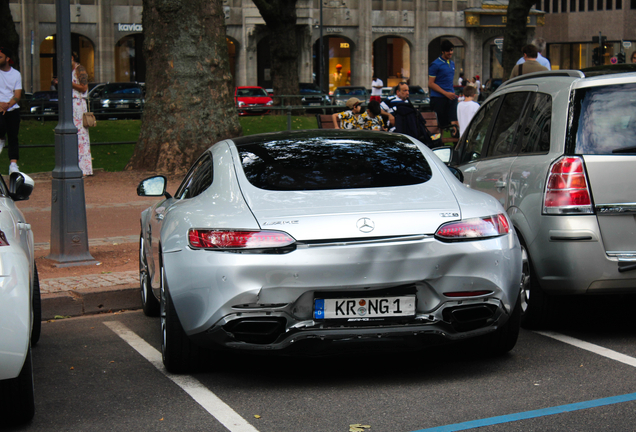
17, 170, 181, 320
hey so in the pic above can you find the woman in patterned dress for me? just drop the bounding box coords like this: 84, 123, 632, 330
71, 52, 92, 176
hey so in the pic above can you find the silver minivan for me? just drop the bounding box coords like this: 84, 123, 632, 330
436, 70, 636, 328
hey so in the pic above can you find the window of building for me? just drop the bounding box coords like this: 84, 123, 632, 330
428, 0, 439, 11
561, 0, 567, 11
597, 0, 603, 10
553, 0, 559, 12
579, 0, 585, 11
588, 0, 594, 9
631, 0, 636, 9
606, 0, 612, 8
457, 1, 469, 10
545, 0, 550, 11
616, 0, 621, 8
571, 0, 576, 10
442, 1, 453, 11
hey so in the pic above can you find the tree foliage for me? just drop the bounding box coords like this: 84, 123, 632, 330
251, 0, 302, 112
502, 0, 536, 80
127, 0, 242, 172
0, 0, 21, 70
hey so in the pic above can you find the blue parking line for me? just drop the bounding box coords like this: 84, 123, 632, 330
412, 392, 636, 432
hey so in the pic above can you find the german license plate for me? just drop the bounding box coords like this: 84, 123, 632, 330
309, 103, 320, 106
314, 296, 415, 319
116, 104, 128, 109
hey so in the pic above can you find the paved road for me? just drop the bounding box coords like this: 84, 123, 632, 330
10, 294, 636, 432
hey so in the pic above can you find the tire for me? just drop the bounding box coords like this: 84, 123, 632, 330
0, 345, 35, 425
139, 234, 160, 317
486, 295, 521, 356
160, 258, 199, 373
31, 263, 42, 346
519, 242, 552, 329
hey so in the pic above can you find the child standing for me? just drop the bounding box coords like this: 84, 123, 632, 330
456, 85, 480, 138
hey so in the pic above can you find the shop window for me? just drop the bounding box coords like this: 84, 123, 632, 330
115, 34, 144, 82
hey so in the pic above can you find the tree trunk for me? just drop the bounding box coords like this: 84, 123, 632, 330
502, 0, 536, 80
127, 0, 242, 172
0, 0, 21, 71
252, 0, 302, 114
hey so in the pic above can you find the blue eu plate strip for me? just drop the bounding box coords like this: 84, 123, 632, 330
314, 299, 324, 319
412, 392, 636, 432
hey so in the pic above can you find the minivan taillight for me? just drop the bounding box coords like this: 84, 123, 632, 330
543, 156, 593, 214
188, 229, 296, 250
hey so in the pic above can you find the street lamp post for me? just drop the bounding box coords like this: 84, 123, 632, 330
47, 0, 95, 266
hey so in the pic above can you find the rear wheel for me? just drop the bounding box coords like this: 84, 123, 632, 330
0, 345, 35, 425
160, 258, 200, 373
139, 234, 160, 317
519, 242, 552, 329
31, 263, 42, 346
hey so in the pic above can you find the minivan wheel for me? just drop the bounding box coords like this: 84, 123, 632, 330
519, 243, 552, 329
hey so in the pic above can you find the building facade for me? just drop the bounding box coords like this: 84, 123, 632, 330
8, 0, 566, 94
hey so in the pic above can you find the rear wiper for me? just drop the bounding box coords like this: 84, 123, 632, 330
612, 146, 636, 154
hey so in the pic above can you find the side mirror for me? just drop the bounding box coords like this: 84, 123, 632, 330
9, 172, 34, 201
432, 146, 452, 164
138, 175, 170, 198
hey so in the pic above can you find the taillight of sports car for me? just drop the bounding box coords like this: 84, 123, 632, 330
435, 214, 510, 241
188, 229, 295, 250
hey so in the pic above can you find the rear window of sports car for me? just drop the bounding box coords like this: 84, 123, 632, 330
238, 137, 432, 191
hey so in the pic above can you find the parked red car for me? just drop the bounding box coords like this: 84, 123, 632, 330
234, 86, 273, 115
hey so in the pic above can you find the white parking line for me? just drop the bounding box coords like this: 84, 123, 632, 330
536, 331, 636, 368
103, 321, 260, 432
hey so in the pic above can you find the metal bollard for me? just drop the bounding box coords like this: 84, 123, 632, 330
287, 106, 292, 131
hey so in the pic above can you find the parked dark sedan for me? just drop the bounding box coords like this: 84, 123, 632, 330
299, 82, 331, 113
28, 91, 58, 120
331, 86, 369, 111
89, 82, 144, 119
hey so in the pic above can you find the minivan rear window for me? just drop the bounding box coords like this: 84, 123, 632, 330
570, 83, 636, 155
238, 136, 432, 191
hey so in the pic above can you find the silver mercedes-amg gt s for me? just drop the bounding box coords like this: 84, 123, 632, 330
138, 130, 522, 372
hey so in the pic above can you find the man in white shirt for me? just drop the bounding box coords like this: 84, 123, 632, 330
370, 75, 383, 103
516, 38, 551, 70
0, 47, 22, 173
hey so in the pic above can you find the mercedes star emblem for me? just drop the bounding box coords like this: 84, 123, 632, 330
357, 217, 375, 233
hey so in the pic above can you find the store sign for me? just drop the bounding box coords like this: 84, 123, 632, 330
326, 27, 345, 33
623, 41, 632, 49
340, 43, 350, 48
118, 23, 143, 32
372, 27, 415, 34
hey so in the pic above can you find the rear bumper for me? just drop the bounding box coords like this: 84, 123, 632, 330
163, 233, 521, 349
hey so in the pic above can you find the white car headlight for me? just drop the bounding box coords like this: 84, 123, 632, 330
238, 101, 246, 107
266, 100, 273, 106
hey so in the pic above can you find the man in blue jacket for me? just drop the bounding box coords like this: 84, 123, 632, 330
428, 40, 458, 132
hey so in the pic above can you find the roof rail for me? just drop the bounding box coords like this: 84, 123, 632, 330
500, 70, 584, 88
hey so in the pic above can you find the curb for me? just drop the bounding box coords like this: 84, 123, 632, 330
42, 283, 141, 320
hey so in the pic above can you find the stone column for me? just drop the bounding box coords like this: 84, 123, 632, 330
354, 0, 372, 88
414, 0, 429, 89
97, 0, 115, 82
